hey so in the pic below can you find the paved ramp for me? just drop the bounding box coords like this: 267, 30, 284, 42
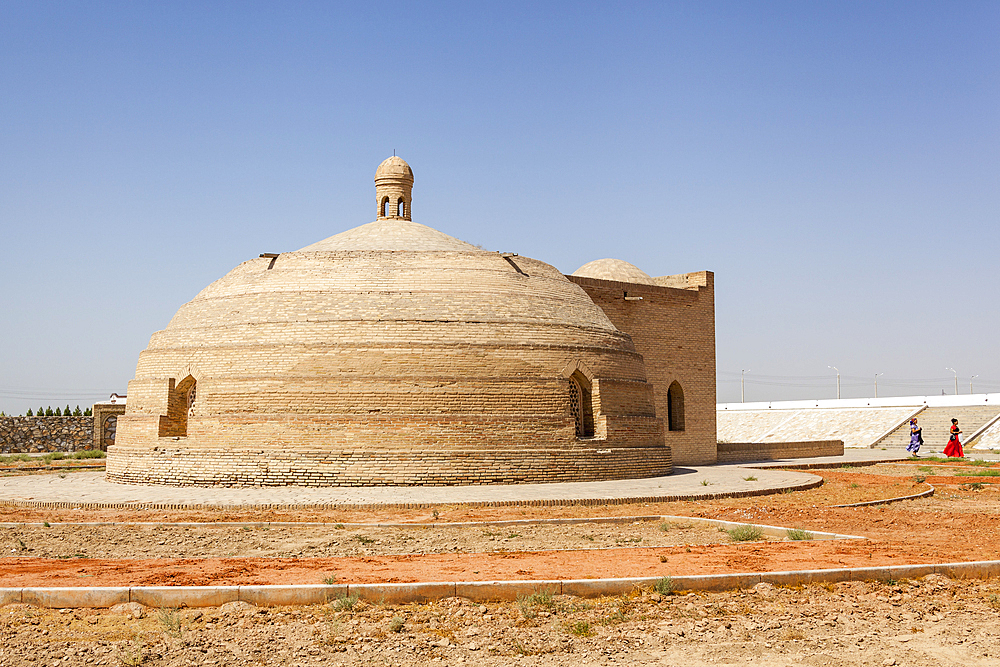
718, 406, 917, 448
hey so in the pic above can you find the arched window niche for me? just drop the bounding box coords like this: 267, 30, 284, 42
667, 380, 685, 432
158, 374, 197, 438
569, 371, 596, 439
397, 198, 406, 218
381, 196, 391, 218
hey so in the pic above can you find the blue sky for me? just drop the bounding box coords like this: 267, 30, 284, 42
1, 1, 998, 413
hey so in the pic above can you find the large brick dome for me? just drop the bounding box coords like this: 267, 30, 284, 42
108, 159, 670, 487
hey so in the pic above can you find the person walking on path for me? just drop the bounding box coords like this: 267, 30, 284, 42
906, 417, 923, 455
944, 418, 964, 458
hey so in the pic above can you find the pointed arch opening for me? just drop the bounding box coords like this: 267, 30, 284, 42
158, 375, 197, 437
667, 380, 685, 432
397, 198, 406, 218
570, 371, 596, 438
381, 196, 391, 218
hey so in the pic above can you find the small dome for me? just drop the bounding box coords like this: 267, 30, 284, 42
572, 258, 654, 285
375, 156, 413, 182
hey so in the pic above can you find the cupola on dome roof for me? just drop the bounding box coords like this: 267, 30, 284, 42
374, 156, 414, 221
108, 157, 673, 488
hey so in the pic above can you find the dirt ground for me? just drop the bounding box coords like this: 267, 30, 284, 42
3, 575, 1000, 666
3, 460, 1000, 665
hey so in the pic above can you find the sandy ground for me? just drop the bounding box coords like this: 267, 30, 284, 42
0, 520, 755, 560
3, 575, 1000, 666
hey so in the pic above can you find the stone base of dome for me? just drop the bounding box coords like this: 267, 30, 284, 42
105, 445, 673, 487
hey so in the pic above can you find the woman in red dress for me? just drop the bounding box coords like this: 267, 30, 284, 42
944, 418, 963, 458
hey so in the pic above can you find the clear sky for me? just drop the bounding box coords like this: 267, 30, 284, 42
1, 1, 998, 414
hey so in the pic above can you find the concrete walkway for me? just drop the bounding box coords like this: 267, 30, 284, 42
0, 464, 822, 510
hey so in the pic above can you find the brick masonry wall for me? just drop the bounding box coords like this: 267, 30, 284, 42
0, 417, 95, 453
106, 445, 672, 487
112, 248, 674, 487
568, 272, 717, 466
716, 440, 844, 463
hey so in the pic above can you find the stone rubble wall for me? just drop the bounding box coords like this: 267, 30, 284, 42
0, 416, 95, 453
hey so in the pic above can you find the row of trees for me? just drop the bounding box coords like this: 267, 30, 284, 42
21, 406, 92, 417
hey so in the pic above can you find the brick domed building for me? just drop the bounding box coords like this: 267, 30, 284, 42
109, 157, 715, 487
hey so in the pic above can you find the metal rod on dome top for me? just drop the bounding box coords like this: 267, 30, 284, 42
874, 373, 883, 398
971, 375, 979, 394
946, 368, 958, 395
741, 369, 750, 403
828, 366, 840, 400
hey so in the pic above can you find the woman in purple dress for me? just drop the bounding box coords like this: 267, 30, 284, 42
906, 417, 922, 455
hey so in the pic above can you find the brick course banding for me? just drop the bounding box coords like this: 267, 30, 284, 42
111, 158, 718, 487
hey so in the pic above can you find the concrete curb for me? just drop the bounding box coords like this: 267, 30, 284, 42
744, 457, 905, 471
830, 484, 935, 508
3, 560, 999, 608
0, 479, 823, 512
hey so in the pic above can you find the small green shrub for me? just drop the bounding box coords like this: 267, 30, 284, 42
323, 574, 337, 585
726, 524, 764, 542
516, 589, 555, 618
786, 528, 813, 541
564, 620, 593, 636
353, 534, 375, 545
742, 475, 757, 481
388, 616, 405, 633
115, 638, 147, 666
700, 479, 710, 486
331, 593, 360, 612
654, 576, 674, 595
157, 607, 182, 637
658, 522, 673, 532
73, 449, 105, 459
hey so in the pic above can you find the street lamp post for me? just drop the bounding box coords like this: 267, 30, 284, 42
828, 366, 840, 400
946, 368, 958, 395
741, 369, 750, 403
874, 373, 883, 398
971, 375, 979, 394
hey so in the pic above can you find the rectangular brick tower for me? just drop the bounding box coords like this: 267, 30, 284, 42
567, 271, 717, 465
